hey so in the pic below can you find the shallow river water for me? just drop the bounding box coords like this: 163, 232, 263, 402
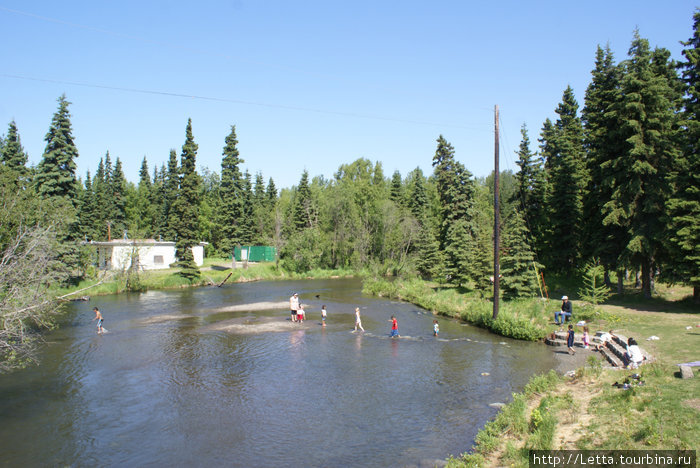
0, 278, 556, 467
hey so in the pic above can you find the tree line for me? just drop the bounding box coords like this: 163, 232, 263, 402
2, 16, 699, 312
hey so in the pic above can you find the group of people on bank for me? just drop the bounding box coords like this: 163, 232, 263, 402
553, 295, 645, 368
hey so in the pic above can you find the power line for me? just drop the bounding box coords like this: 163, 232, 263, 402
0, 5, 496, 115
0, 72, 490, 130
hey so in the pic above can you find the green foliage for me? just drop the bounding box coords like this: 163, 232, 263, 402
35, 95, 79, 204
501, 210, 543, 299
578, 258, 613, 305
171, 119, 201, 280
542, 86, 587, 273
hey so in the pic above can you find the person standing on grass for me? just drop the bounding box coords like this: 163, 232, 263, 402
567, 324, 576, 355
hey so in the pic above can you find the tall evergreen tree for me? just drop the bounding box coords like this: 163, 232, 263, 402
110, 157, 128, 238
171, 119, 201, 280
407, 167, 428, 220
35, 95, 79, 204
162, 150, 180, 241
581, 45, 626, 283
266, 177, 277, 205
1, 121, 29, 183
513, 124, 546, 259
216, 125, 245, 254
431, 135, 476, 285
389, 170, 403, 204
133, 157, 155, 237
501, 210, 543, 299
79, 171, 99, 240
239, 170, 254, 244
603, 31, 682, 298
543, 87, 587, 273
292, 170, 315, 231
667, 12, 700, 302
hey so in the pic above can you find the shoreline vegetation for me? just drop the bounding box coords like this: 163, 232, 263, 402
55, 264, 699, 465
55, 259, 357, 298
362, 276, 699, 466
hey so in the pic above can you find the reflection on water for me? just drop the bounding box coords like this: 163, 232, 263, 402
0, 278, 556, 467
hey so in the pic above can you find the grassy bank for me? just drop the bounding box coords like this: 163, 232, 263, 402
363, 277, 552, 340
56, 259, 357, 298
362, 276, 699, 466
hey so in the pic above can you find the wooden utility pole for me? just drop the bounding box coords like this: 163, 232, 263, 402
493, 105, 500, 320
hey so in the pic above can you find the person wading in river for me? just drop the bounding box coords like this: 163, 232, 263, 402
92, 307, 104, 334
290, 293, 300, 322
353, 307, 364, 332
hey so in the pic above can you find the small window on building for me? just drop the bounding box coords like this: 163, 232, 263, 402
154, 255, 164, 265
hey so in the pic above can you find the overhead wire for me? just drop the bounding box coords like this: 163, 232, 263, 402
0, 6, 495, 123
0, 72, 488, 131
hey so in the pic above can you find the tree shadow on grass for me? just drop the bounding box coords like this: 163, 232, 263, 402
604, 289, 699, 315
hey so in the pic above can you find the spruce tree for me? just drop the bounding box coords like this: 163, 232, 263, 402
389, 170, 403, 204
163, 149, 180, 241
239, 170, 254, 244
1, 121, 29, 183
431, 135, 476, 285
544, 86, 587, 273
501, 210, 543, 299
79, 171, 99, 240
34, 95, 82, 282
171, 119, 201, 280
266, 177, 277, 205
35, 95, 79, 204
110, 157, 127, 238
667, 12, 700, 302
292, 170, 315, 231
134, 157, 155, 237
513, 124, 546, 260
603, 31, 681, 298
407, 167, 428, 220
581, 45, 626, 283
216, 125, 245, 254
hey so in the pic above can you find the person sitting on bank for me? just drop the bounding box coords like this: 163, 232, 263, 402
554, 296, 573, 325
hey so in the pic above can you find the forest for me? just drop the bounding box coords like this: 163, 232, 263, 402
1, 15, 699, 370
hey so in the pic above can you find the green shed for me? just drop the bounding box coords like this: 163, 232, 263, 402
234, 245, 277, 262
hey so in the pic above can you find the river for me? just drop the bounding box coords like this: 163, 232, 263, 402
0, 278, 556, 467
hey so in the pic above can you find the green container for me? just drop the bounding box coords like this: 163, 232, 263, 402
233, 246, 277, 262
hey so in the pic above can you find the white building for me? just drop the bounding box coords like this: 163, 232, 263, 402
90, 239, 206, 271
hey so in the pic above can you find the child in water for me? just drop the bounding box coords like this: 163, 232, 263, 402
433, 320, 439, 337
297, 304, 305, 323
321, 305, 327, 327
353, 307, 364, 332
389, 315, 399, 338
92, 307, 104, 334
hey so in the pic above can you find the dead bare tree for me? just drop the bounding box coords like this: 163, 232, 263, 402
0, 222, 63, 372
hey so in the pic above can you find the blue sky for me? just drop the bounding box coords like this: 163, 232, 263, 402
0, 1, 697, 189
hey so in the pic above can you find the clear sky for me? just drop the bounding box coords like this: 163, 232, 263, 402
0, 1, 697, 189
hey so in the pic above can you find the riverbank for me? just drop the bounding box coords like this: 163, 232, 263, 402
361, 276, 699, 466
56, 260, 357, 298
